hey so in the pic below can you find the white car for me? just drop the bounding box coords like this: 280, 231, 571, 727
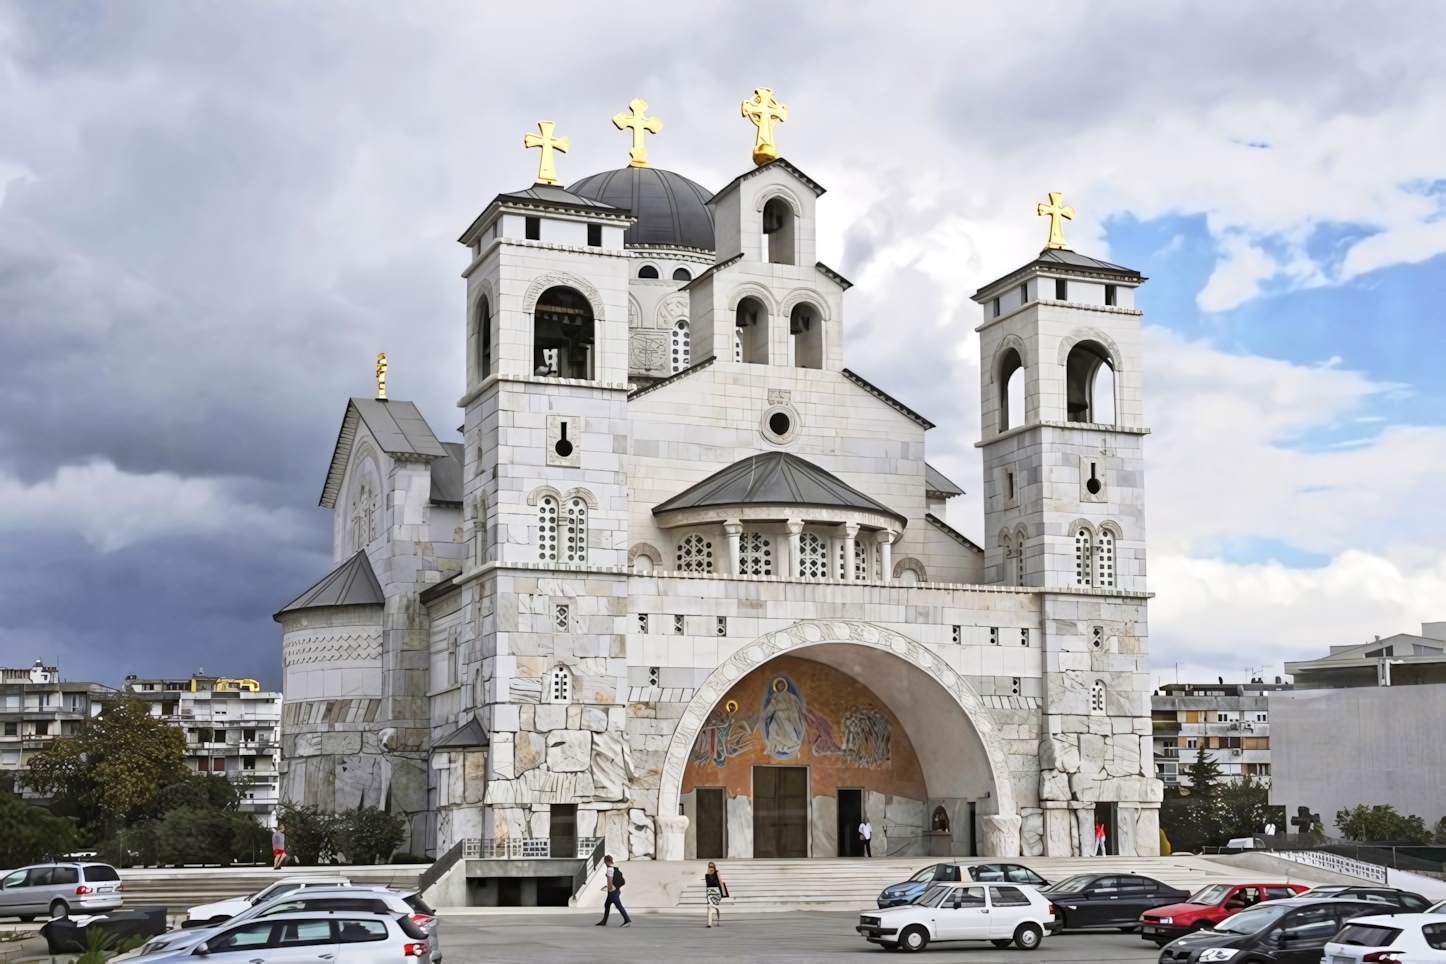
145, 911, 428, 964
857, 882, 1056, 952
186, 877, 351, 925
1324, 913, 1446, 962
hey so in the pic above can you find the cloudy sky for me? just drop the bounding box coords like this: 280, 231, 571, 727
2, 1, 1443, 689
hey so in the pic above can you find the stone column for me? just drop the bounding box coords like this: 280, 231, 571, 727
786, 519, 804, 578
877, 529, 896, 583
843, 522, 860, 581
1042, 803, 1073, 857
724, 519, 742, 576
979, 814, 1022, 857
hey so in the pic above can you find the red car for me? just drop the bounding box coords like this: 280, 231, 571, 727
1139, 882, 1309, 945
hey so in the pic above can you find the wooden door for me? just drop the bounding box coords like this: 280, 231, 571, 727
753, 766, 809, 858
696, 788, 725, 860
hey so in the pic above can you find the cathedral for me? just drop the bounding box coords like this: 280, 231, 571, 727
274, 89, 1162, 870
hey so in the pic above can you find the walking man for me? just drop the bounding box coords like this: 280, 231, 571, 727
596, 855, 631, 927
859, 817, 873, 858
272, 822, 287, 869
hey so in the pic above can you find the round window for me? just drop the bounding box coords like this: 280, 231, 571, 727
769, 412, 791, 436
760, 404, 799, 444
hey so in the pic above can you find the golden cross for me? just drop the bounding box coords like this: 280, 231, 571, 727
1037, 191, 1075, 250
612, 98, 663, 168
523, 120, 569, 185
740, 87, 788, 166
375, 352, 387, 400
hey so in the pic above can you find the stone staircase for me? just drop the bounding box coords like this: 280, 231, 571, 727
115, 866, 427, 915
673, 855, 1328, 909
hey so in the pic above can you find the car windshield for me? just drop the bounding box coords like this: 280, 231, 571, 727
917, 885, 952, 908
908, 866, 937, 883
1216, 903, 1293, 934
1428, 899, 1446, 915
1188, 885, 1232, 905
1042, 875, 1092, 895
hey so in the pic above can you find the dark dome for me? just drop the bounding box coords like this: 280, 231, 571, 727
567, 167, 715, 251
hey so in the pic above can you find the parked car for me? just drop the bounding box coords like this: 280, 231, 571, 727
1303, 885, 1434, 911
185, 876, 351, 925
1042, 873, 1190, 930
857, 882, 1055, 952
1325, 912, 1446, 962
0, 862, 124, 921
141, 888, 438, 964
1155, 897, 1385, 963
143, 911, 429, 964
1139, 882, 1310, 945
875, 862, 1049, 908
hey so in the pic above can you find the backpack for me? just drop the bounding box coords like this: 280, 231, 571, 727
611, 866, 625, 888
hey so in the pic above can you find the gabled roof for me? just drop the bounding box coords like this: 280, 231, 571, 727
708, 157, 827, 204
842, 369, 935, 429
925, 464, 964, 498
653, 451, 905, 524
321, 398, 448, 509
973, 247, 1145, 301
274, 550, 384, 618
926, 513, 984, 554
456, 184, 633, 246
429, 442, 464, 505
434, 716, 489, 749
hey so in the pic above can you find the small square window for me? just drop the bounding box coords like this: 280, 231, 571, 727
673, 614, 684, 635
1090, 626, 1104, 650
989, 627, 999, 646
1104, 284, 1117, 306
638, 613, 649, 634
951, 625, 961, 644
1019, 628, 1030, 646
1054, 278, 1067, 300
587, 223, 602, 247
3, 723, 15, 736
1018, 282, 1028, 304
648, 666, 660, 687
1011, 677, 1020, 695
525, 217, 540, 241
716, 616, 727, 636
555, 604, 570, 632
242, 756, 256, 771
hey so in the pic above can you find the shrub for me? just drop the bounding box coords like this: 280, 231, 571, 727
337, 808, 408, 865
275, 804, 343, 865
0, 792, 81, 865
1335, 804, 1431, 844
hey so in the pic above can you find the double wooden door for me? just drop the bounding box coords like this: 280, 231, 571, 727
753, 766, 809, 858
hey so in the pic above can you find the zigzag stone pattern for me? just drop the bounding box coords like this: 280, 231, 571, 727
283, 630, 383, 666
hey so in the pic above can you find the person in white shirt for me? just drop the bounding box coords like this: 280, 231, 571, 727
596, 855, 631, 927
859, 819, 873, 857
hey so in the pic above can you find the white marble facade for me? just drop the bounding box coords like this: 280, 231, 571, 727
275, 149, 1162, 859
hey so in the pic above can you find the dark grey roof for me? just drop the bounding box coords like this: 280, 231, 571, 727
275, 551, 384, 618
457, 185, 631, 245
973, 246, 1144, 301
653, 452, 905, 524
434, 716, 489, 748
429, 442, 464, 505
925, 463, 964, 498
321, 398, 448, 509
567, 167, 715, 251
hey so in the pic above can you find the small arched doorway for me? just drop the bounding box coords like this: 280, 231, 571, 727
1066, 340, 1114, 424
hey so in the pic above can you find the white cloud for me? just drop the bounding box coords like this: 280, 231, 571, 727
0, 461, 300, 552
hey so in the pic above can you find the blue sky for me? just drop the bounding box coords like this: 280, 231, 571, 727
1, 1, 1445, 689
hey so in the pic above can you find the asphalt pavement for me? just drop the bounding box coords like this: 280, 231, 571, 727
438, 910, 1165, 963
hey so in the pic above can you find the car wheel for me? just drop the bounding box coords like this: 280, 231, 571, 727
49, 900, 69, 919
899, 926, 928, 953
1013, 923, 1043, 950
990, 939, 1013, 948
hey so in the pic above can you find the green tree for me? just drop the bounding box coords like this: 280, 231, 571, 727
1160, 745, 1225, 850
336, 808, 407, 865
1216, 775, 1273, 839
25, 696, 189, 836
276, 804, 343, 865
0, 792, 81, 865
1335, 804, 1431, 844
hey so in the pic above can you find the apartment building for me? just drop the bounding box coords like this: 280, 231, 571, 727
124, 673, 282, 826
1152, 680, 1291, 787
0, 661, 117, 776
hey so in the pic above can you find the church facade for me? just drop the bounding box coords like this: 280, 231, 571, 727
274, 96, 1162, 863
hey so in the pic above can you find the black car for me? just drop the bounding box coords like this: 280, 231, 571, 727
1301, 885, 1433, 911
1157, 897, 1384, 963
1043, 874, 1191, 930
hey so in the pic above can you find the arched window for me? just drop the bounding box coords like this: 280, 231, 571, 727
854, 541, 869, 581
1014, 527, 1028, 587
671, 321, 690, 373
547, 666, 572, 704
999, 348, 1025, 432
1074, 527, 1093, 586
738, 532, 772, 575
762, 197, 795, 264
899, 568, 919, 586
563, 497, 587, 564
735, 297, 768, 364
671, 266, 692, 282
534, 287, 594, 379
476, 296, 492, 381
1096, 529, 1115, 588
638, 264, 659, 279
797, 532, 827, 578
676, 533, 713, 573
1066, 341, 1115, 424
538, 496, 558, 562
790, 303, 822, 369
1090, 680, 1106, 715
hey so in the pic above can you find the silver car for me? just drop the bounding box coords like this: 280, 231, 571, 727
136, 888, 440, 964
146, 911, 429, 964
0, 862, 123, 920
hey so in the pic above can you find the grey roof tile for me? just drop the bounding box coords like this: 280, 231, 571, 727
274, 550, 384, 617
652, 452, 905, 524
925, 463, 964, 497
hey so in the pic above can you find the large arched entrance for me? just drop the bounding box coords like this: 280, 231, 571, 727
656, 621, 1021, 859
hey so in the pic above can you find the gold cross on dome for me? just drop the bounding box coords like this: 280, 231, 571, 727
613, 98, 663, 168
741, 87, 788, 166
375, 352, 387, 400
1037, 191, 1075, 250
523, 120, 569, 185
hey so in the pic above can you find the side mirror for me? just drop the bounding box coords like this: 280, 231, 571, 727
194, 944, 210, 956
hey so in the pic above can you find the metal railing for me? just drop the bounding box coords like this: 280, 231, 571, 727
1276, 849, 1389, 884
462, 836, 603, 860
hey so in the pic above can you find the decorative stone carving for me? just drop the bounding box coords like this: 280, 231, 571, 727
534, 704, 567, 732
1038, 737, 1079, 774
1021, 810, 1045, 857
546, 729, 592, 772
629, 331, 668, 376
514, 731, 546, 775
628, 808, 655, 858
656, 814, 688, 861
980, 814, 1022, 857
582, 707, 608, 732
1039, 768, 1069, 801
656, 293, 688, 328
591, 730, 632, 802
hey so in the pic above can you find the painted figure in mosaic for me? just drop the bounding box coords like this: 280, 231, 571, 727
760, 675, 807, 759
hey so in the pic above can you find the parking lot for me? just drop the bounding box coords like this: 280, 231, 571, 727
439, 910, 1165, 963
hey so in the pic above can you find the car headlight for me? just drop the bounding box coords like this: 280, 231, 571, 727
1197, 950, 1238, 962
1155, 917, 1172, 924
